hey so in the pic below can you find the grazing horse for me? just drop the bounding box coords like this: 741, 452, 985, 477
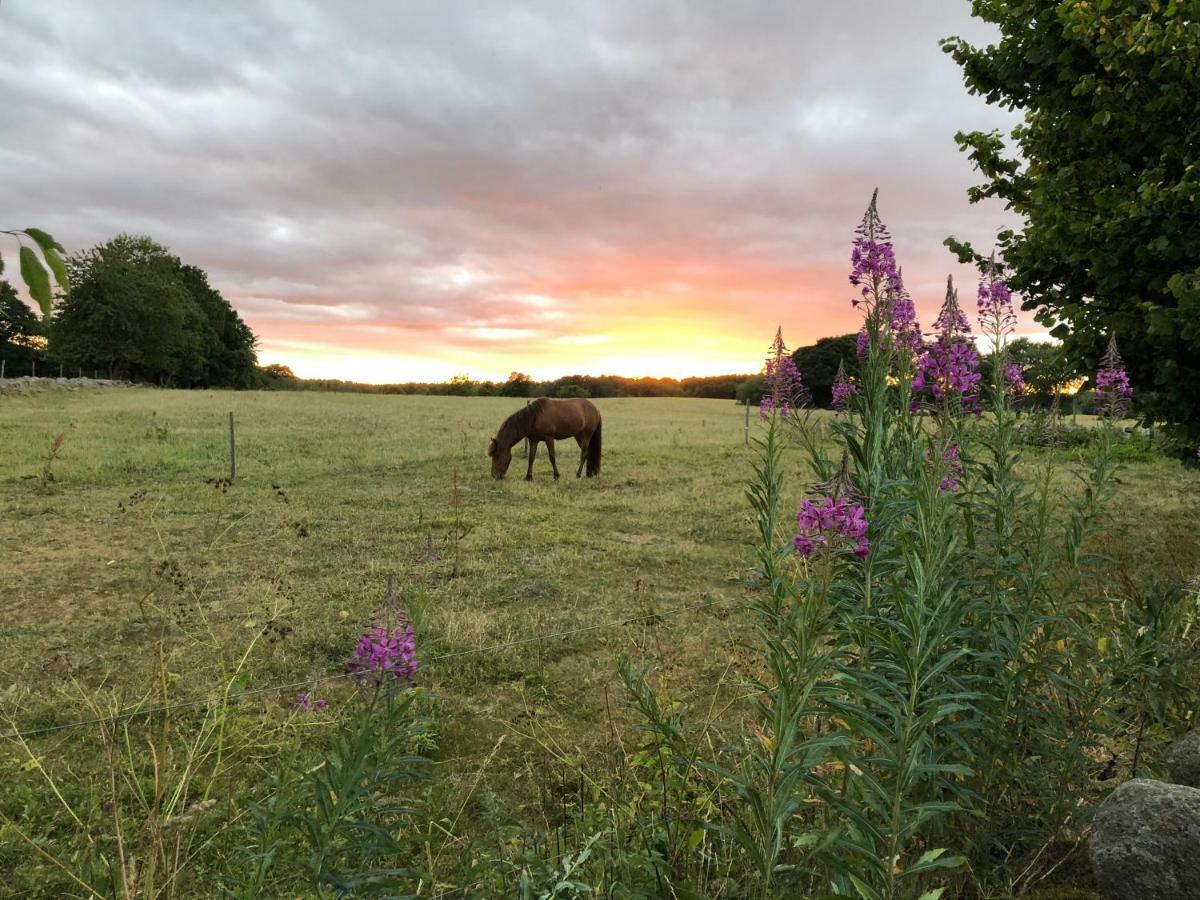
487, 397, 602, 481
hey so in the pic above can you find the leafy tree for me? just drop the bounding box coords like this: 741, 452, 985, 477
555, 382, 589, 398
792, 334, 859, 408
53, 235, 257, 386
501, 371, 534, 397
735, 374, 767, 406
943, 2, 1200, 446
445, 374, 477, 396
176, 264, 258, 387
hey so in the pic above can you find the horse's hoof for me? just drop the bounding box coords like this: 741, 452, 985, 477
524, 475, 533, 482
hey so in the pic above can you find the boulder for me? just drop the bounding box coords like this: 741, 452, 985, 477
1090, 778, 1200, 900
1166, 729, 1200, 788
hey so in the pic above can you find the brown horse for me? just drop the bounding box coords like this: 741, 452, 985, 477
487, 397, 602, 481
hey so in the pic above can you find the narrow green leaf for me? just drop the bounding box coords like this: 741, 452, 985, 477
18, 245, 52, 317
22, 227, 64, 254
42, 246, 70, 293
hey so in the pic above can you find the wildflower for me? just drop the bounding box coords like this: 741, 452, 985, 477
295, 692, 327, 712
931, 442, 962, 493
849, 189, 898, 300
1095, 335, 1132, 419
977, 260, 1017, 338
855, 328, 870, 361
760, 328, 806, 420
913, 275, 981, 413
347, 613, 418, 686
794, 495, 870, 559
935, 275, 972, 339
831, 359, 859, 413
1002, 360, 1025, 394
913, 341, 983, 408
883, 271, 924, 354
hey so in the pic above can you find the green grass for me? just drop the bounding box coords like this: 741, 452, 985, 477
1, 385, 1197, 896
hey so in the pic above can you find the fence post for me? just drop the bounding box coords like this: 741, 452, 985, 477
228, 411, 237, 481
744, 401, 750, 447
59, 363, 64, 378
31, 358, 35, 378
1, 359, 5, 379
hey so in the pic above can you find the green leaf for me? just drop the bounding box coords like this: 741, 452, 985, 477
42, 246, 70, 293
22, 229, 69, 293
19, 245, 52, 317
22, 228, 64, 254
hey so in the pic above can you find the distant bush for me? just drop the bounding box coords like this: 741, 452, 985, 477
554, 382, 589, 398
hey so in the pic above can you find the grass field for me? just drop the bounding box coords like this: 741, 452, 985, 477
2, 384, 1198, 896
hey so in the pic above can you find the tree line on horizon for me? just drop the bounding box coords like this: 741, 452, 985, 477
257, 331, 1082, 412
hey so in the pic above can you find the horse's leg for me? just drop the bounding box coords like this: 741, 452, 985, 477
526, 439, 538, 481
546, 439, 560, 480
575, 433, 588, 478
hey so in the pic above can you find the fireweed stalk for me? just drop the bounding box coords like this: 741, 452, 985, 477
760, 327, 807, 421
1095, 335, 1133, 420
831, 359, 859, 414
347, 610, 418, 687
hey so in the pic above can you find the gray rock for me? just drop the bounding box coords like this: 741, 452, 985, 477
1167, 729, 1200, 788
1090, 778, 1200, 900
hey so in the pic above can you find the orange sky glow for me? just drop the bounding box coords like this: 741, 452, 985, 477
4, 1, 1037, 384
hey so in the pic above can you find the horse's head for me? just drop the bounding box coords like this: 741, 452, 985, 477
487, 438, 512, 479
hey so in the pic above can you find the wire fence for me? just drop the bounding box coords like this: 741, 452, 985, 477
1, 594, 738, 742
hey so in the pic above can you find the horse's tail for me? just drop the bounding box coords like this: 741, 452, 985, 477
587, 417, 602, 476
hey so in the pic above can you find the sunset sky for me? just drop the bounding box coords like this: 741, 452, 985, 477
2, 1, 1030, 383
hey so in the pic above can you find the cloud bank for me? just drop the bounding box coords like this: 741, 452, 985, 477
1, 0, 1024, 380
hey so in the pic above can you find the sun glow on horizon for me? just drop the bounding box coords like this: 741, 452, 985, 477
256, 326, 772, 384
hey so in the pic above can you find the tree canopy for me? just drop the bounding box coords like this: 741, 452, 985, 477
943, 1, 1200, 446
792, 333, 859, 408
52, 235, 258, 386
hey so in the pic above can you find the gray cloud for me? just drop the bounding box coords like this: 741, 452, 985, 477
0, 0, 1023, 377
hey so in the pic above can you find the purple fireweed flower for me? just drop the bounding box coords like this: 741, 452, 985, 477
849, 189, 898, 302
831, 359, 859, 413
795, 495, 870, 559
295, 692, 327, 712
1095, 335, 1132, 419
1003, 360, 1026, 394
928, 442, 963, 493
347, 613, 418, 686
914, 340, 983, 412
934, 275, 971, 340
977, 261, 1017, 337
855, 328, 870, 361
760, 328, 806, 420
913, 275, 981, 413
883, 277, 924, 354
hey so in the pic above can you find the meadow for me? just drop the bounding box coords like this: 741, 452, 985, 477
0, 386, 763, 896
1, 384, 1198, 897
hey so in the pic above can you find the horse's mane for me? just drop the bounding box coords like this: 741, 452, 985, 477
496, 397, 548, 447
